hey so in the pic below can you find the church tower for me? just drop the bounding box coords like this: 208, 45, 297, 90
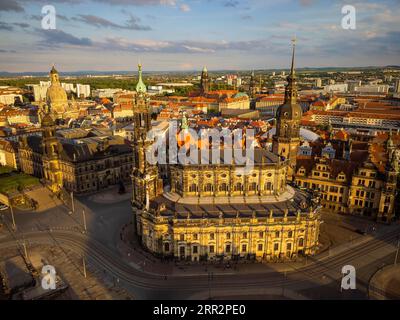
200, 66, 210, 94
131, 63, 162, 211
378, 139, 399, 222
249, 70, 257, 99
41, 107, 63, 192
272, 39, 302, 179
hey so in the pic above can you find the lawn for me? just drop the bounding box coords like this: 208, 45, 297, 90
0, 173, 40, 194
0, 166, 14, 175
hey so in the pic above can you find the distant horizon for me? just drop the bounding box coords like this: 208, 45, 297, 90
1, 64, 400, 77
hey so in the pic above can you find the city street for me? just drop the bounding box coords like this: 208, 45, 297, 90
1, 185, 399, 299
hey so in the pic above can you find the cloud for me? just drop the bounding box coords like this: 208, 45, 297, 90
94, 37, 275, 54
0, 0, 24, 12
299, 0, 315, 6
24, 0, 176, 5
72, 14, 151, 30
180, 4, 191, 12
224, 0, 239, 8
125, 15, 152, 30
13, 22, 30, 28
93, 0, 176, 5
0, 49, 17, 53
30, 30, 277, 55
58, 14, 70, 21
28, 13, 70, 22
35, 29, 93, 47
0, 22, 13, 31
182, 45, 214, 53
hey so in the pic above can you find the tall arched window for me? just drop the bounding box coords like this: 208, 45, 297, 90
204, 183, 213, 192
235, 183, 243, 192
189, 183, 197, 192
219, 183, 228, 192
249, 182, 257, 192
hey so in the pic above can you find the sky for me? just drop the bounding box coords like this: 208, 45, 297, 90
0, 0, 399, 72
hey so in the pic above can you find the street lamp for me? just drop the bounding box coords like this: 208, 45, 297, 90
208, 272, 213, 300
9, 205, 16, 230
82, 209, 87, 232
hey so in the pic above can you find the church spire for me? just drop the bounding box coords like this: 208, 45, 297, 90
200, 65, 210, 94
290, 37, 296, 77
284, 38, 298, 105
49, 64, 60, 84
136, 62, 147, 94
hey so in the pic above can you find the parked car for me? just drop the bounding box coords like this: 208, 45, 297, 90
0, 203, 9, 211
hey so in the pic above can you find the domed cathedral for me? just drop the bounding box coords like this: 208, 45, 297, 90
45, 65, 79, 120
40, 106, 63, 192
131, 63, 163, 211
272, 39, 302, 179
200, 66, 210, 94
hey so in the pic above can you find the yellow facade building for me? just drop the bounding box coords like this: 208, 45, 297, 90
132, 46, 322, 262
294, 132, 399, 222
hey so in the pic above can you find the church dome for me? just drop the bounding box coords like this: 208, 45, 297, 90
234, 92, 249, 99
45, 65, 68, 114
268, 127, 319, 142
46, 84, 68, 105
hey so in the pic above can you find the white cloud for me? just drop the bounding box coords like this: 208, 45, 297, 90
182, 45, 214, 53
180, 3, 191, 12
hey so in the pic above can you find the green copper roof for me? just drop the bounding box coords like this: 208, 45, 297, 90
234, 92, 249, 98
136, 63, 147, 93
181, 112, 189, 130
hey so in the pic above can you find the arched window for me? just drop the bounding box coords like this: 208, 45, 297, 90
219, 183, 228, 192
164, 243, 170, 252
235, 183, 243, 192
298, 238, 304, 247
189, 183, 197, 192
265, 182, 272, 190
249, 182, 257, 191
204, 183, 213, 192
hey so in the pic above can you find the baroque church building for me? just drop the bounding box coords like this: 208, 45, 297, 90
132, 45, 322, 262
41, 66, 80, 121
